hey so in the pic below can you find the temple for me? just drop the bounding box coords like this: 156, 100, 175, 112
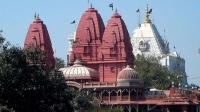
24, 14, 55, 69
19, 4, 200, 112
61, 5, 200, 112
131, 5, 188, 86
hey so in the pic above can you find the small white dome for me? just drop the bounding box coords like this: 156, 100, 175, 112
59, 59, 99, 80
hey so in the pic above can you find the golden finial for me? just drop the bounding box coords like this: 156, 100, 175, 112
144, 4, 151, 23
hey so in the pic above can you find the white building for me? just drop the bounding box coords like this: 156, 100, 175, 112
67, 32, 76, 64
131, 5, 188, 86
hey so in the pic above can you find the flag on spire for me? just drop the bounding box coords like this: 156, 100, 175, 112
148, 8, 152, 14
34, 12, 36, 19
109, 3, 113, 10
71, 20, 75, 24
136, 9, 139, 12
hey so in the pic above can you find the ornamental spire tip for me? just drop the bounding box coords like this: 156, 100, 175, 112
144, 4, 151, 23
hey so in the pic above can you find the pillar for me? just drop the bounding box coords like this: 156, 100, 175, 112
136, 104, 139, 112
116, 91, 118, 101
129, 104, 132, 112
166, 106, 170, 112
182, 105, 188, 112
120, 89, 122, 101
147, 105, 150, 110
128, 91, 131, 101
108, 90, 111, 102
100, 91, 103, 101
199, 105, 200, 112
160, 105, 167, 112
196, 105, 198, 112
137, 89, 138, 101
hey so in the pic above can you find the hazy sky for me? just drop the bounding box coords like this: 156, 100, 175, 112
0, 0, 200, 85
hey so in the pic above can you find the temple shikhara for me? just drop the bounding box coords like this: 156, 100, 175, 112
24, 4, 200, 112
24, 14, 55, 69
131, 5, 188, 87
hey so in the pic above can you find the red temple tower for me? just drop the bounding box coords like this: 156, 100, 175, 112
98, 10, 134, 82
24, 14, 55, 69
70, 7, 134, 82
70, 6, 105, 70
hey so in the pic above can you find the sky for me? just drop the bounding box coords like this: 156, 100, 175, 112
0, 0, 200, 85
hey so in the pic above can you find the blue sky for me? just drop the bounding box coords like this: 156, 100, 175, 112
0, 0, 200, 85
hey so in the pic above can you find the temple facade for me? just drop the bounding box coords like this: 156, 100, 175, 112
62, 5, 200, 112
131, 5, 188, 86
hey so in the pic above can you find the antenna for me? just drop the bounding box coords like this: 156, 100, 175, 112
138, 8, 140, 27
136, 7, 140, 27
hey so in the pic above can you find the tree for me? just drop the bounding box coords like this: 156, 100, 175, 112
134, 55, 178, 90
85, 107, 122, 112
55, 57, 65, 70
69, 89, 122, 112
0, 36, 72, 112
70, 89, 94, 111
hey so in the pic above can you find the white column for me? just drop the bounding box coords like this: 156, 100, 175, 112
129, 104, 131, 112
136, 105, 139, 112
196, 105, 198, 112
198, 105, 200, 112
147, 104, 150, 110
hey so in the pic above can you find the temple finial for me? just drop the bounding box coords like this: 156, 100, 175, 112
115, 8, 117, 13
91, 3, 92, 8
144, 4, 151, 23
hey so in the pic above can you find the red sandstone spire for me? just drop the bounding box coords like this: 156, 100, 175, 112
70, 7, 105, 62
100, 11, 134, 62
24, 14, 55, 69
98, 11, 134, 82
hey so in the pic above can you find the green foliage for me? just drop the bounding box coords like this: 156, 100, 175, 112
70, 89, 94, 112
85, 106, 122, 112
134, 55, 177, 90
24, 45, 46, 64
55, 57, 65, 70
0, 38, 72, 112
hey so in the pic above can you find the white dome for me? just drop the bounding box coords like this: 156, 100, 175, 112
59, 59, 99, 80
